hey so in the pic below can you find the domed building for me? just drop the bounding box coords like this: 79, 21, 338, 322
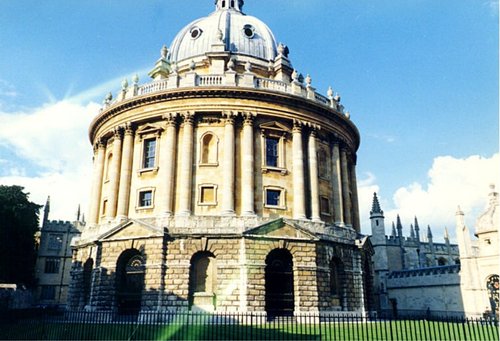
69, 0, 373, 315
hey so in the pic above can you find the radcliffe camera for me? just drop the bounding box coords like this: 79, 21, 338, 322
0, 1, 498, 340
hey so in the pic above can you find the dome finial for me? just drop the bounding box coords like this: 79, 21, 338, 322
215, 0, 244, 12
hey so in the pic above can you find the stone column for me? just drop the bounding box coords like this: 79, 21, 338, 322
340, 148, 352, 227
177, 112, 194, 216
88, 140, 106, 225
292, 121, 306, 220
116, 124, 134, 219
331, 143, 344, 225
308, 129, 321, 221
241, 113, 255, 216
159, 114, 178, 216
107, 128, 123, 219
350, 163, 361, 233
222, 112, 236, 215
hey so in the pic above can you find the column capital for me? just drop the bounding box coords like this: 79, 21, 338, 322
113, 126, 123, 139
94, 138, 106, 151
292, 119, 303, 133
163, 113, 178, 127
222, 111, 236, 125
122, 122, 135, 136
242, 112, 255, 126
181, 112, 194, 126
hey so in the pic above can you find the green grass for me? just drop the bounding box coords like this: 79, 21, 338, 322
1, 320, 498, 340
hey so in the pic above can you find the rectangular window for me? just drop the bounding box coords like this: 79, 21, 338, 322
199, 185, 217, 206
265, 137, 279, 167
266, 189, 281, 207
320, 197, 331, 215
44, 257, 61, 274
143, 138, 157, 169
139, 190, 153, 207
47, 234, 63, 251
40, 286, 56, 300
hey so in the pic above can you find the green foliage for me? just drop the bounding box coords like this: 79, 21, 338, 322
0, 185, 42, 287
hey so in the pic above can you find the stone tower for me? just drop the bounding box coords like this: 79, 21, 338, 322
69, 1, 368, 316
370, 193, 389, 312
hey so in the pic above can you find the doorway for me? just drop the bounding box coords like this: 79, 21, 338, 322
115, 249, 145, 315
265, 249, 294, 317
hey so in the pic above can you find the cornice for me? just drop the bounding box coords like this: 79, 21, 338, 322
89, 87, 360, 151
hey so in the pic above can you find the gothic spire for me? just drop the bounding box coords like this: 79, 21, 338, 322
76, 204, 81, 222
42, 196, 50, 228
391, 222, 397, 237
396, 215, 403, 237
427, 225, 433, 239
370, 192, 384, 217
410, 224, 415, 239
444, 226, 450, 242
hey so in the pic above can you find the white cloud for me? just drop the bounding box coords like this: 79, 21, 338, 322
0, 100, 98, 222
359, 154, 500, 242
358, 172, 380, 235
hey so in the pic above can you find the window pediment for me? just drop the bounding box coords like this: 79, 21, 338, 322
136, 123, 164, 138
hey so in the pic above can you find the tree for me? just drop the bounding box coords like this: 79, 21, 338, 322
0, 185, 41, 287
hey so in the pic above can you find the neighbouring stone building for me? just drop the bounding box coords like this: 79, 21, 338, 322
456, 185, 499, 317
35, 197, 83, 307
68, 1, 373, 316
370, 187, 499, 318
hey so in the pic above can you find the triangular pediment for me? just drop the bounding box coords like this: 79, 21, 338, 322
136, 123, 164, 136
244, 218, 318, 241
98, 219, 163, 241
259, 121, 290, 133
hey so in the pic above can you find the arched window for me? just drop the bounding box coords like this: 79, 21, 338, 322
189, 252, 217, 310
437, 257, 447, 266
200, 133, 218, 165
318, 148, 329, 179
105, 153, 113, 181
486, 275, 499, 315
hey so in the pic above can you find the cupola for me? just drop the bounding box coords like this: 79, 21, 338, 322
215, 0, 244, 12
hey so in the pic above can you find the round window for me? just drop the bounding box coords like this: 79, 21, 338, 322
243, 25, 255, 39
190, 27, 203, 39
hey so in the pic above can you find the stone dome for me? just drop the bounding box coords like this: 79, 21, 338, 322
168, 1, 278, 64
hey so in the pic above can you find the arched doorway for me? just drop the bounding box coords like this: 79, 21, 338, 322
115, 249, 145, 315
486, 275, 499, 316
189, 251, 217, 311
83, 258, 94, 306
265, 249, 294, 317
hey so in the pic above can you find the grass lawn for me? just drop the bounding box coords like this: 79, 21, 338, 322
1, 319, 498, 340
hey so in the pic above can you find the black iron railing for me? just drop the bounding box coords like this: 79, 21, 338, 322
0, 309, 498, 340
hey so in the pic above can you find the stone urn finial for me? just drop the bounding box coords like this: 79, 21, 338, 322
121, 79, 129, 90
245, 61, 252, 72
132, 74, 139, 85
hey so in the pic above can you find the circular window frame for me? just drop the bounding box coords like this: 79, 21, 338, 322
243, 25, 255, 39
190, 27, 203, 40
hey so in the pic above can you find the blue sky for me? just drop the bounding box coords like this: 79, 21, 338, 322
0, 0, 498, 239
